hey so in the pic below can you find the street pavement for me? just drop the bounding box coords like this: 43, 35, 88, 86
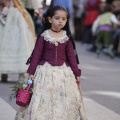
0, 42, 120, 120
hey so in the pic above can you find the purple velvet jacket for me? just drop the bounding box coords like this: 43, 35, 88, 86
27, 35, 81, 77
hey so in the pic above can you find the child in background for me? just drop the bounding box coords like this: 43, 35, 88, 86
15, 5, 87, 120
92, 4, 120, 58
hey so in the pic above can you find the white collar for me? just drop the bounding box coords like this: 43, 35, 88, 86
41, 30, 69, 45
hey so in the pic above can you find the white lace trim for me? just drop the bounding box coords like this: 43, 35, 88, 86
41, 30, 69, 44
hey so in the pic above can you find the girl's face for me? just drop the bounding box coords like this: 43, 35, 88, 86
48, 10, 67, 31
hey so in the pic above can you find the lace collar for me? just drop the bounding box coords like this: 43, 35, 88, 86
41, 30, 69, 46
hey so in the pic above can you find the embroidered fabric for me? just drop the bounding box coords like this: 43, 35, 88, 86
0, 7, 34, 73
41, 30, 69, 45
14, 62, 87, 120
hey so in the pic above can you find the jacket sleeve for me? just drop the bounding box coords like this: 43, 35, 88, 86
66, 40, 81, 77
27, 36, 44, 75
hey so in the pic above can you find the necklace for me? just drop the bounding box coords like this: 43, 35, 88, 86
50, 29, 61, 46
50, 28, 61, 33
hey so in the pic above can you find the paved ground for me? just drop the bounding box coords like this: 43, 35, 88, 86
0, 42, 120, 120
0, 96, 120, 120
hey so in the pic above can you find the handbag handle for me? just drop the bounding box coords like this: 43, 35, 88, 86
26, 79, 33, 91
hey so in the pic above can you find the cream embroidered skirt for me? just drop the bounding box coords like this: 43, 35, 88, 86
15, 62, 87, 120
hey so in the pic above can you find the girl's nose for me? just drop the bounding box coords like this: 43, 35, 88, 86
59, 19, 62, 23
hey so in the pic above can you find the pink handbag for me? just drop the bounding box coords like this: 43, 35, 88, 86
16, 84, 33, 107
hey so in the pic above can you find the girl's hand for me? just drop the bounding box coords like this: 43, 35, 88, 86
28, 74, 34, 80
76, 77, 80, 85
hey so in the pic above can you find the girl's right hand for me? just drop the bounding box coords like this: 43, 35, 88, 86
76, 77, 80, 85
28, 74, 34, 80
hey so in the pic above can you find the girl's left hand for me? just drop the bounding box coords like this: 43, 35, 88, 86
76, 77, 80, 85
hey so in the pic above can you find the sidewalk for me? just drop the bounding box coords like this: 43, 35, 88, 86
0, 98, 16, 120
0, 97, 120, 120
84, 98, 120, 120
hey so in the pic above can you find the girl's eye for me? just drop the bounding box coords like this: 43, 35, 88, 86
54, 17, 66, 20
55, 18, 59, 20
62, 18, 66, 21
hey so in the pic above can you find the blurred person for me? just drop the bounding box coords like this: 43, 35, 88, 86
83, 0, 101, 49
73, 0, 87, 41
19, 0, 44, 35
34, 0, 50, 35
0, 0, 37, 82
92, 4, 120, 58
89, 0, 107, 52
19, 0, 43, 20
15, 6, 87, 120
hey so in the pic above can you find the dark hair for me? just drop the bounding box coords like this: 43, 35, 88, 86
0, 3, 4, 6
104, 4, 112, 12
42, 5, 73, 39
26, 6, 79, 65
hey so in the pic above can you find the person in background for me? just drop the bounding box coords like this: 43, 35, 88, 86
73, 0, 87, 41
34, 0, 50, 35
0, 0, 36, 82
92, 4, 120, 58
89, 0, 107, 52
14, 5, 87, 120
19, 0, 43, 20
83, 0, 101, 49
19, 0, 43, 35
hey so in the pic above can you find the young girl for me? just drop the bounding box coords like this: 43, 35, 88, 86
15, 5, 87, 120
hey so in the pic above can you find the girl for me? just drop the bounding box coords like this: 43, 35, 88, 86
15, 6, 87, 120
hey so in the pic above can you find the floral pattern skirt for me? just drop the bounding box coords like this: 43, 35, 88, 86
15, 62, 86, 120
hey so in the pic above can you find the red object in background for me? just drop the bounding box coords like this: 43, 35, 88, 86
84, 0, 101, 26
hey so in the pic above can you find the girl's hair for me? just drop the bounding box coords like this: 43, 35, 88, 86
42, 5, 73, 40
26, 6, 80, 65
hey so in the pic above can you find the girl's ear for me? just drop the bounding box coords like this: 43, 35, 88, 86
48, 17, 52, 23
